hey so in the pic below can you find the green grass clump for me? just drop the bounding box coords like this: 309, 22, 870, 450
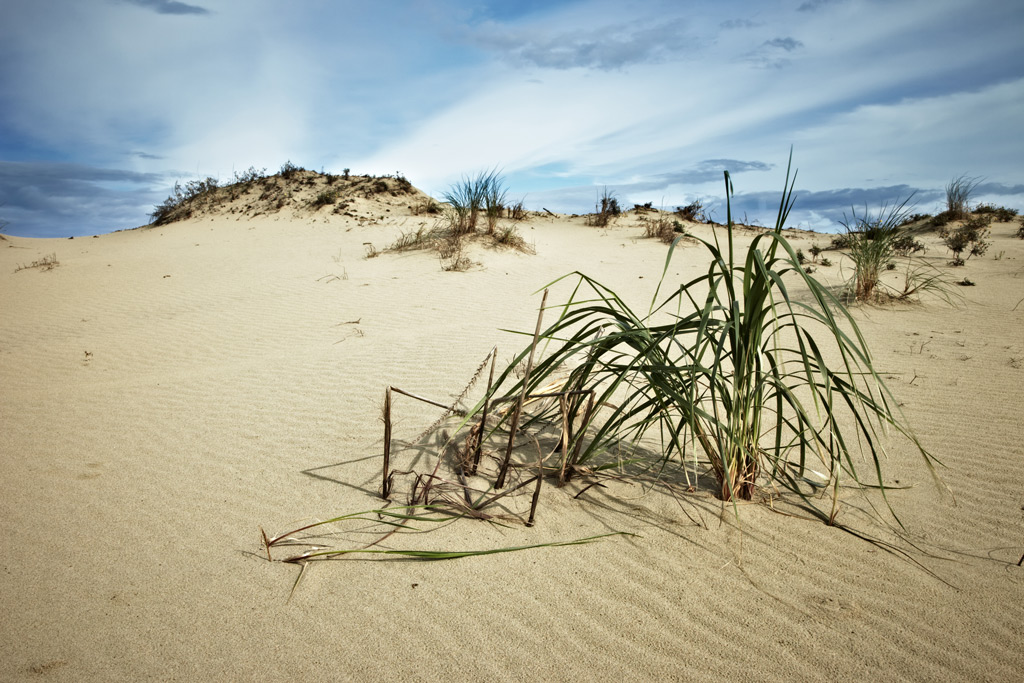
479, 155, 936, 521
585, 187, 621, 227
443, 169, 504, 235
839, 195, 915, 301
945, 174, 981, 220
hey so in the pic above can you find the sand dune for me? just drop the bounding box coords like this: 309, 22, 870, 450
2, 179, 1023, 681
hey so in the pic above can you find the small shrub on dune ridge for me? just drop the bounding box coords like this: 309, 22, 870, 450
939, 215, 991, 266
675, 200, 707, 223
151, 177, 220, 225
280, 160, 304, 179
973, 204, 1017, 222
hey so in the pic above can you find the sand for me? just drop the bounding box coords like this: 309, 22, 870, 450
2, 184, 1023, 681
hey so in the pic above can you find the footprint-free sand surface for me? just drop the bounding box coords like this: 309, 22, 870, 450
2, 185, 1023, 681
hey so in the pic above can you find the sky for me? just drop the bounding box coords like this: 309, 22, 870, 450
1, 0, 1022, 237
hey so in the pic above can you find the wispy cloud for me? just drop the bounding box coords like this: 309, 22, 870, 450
763, 37, 803, 51
119, 0, 210, 16
470, 17, 699, 70
797, 0, 843, 12
720, 18, 761, 29
743, 36, 805, 68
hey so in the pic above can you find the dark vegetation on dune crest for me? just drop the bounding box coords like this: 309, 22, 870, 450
261, 154, 972, 589
149, 161, 416, 226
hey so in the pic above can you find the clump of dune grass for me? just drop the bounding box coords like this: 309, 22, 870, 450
387, 224, 439, 252
476, 154, 937, 523
585, 187, 620, 227
438, 233, 473, 271
410, 197, 441, 216
642, 214, 687, 244
838, 195, 918, 301
945, 174, 981, 221
494, 225, 535, 253
675, 200, 707, 223
483, 172, 508, 234
444, 169, 503, 234
507, 199, 528, 221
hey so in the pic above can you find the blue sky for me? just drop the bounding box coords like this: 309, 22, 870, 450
1, 0, 1022, 237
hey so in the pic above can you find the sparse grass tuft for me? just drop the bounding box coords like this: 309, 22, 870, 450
438, 234, 473, 271
945, 174, 981, 220
410, 197, 441, 216
675, 200, 707, 223
839, 194, 916, 301
641, 214, 684, 244
494, 225, 535, 253
585, 187, 620, 227
507, 199, 528, 221
15, 253, 59, 272
387, 225, 438, 252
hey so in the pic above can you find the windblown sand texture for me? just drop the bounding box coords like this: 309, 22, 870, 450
2, 177, 1023, 681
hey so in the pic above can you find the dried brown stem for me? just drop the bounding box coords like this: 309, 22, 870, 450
497, 289, 548, 488
382, 387, 393, 499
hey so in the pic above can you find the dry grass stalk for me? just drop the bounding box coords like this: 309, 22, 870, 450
496, 289, 548, 488
473, 348, 499, 474
382, 388, 393, 499
14, 253, 59, 272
